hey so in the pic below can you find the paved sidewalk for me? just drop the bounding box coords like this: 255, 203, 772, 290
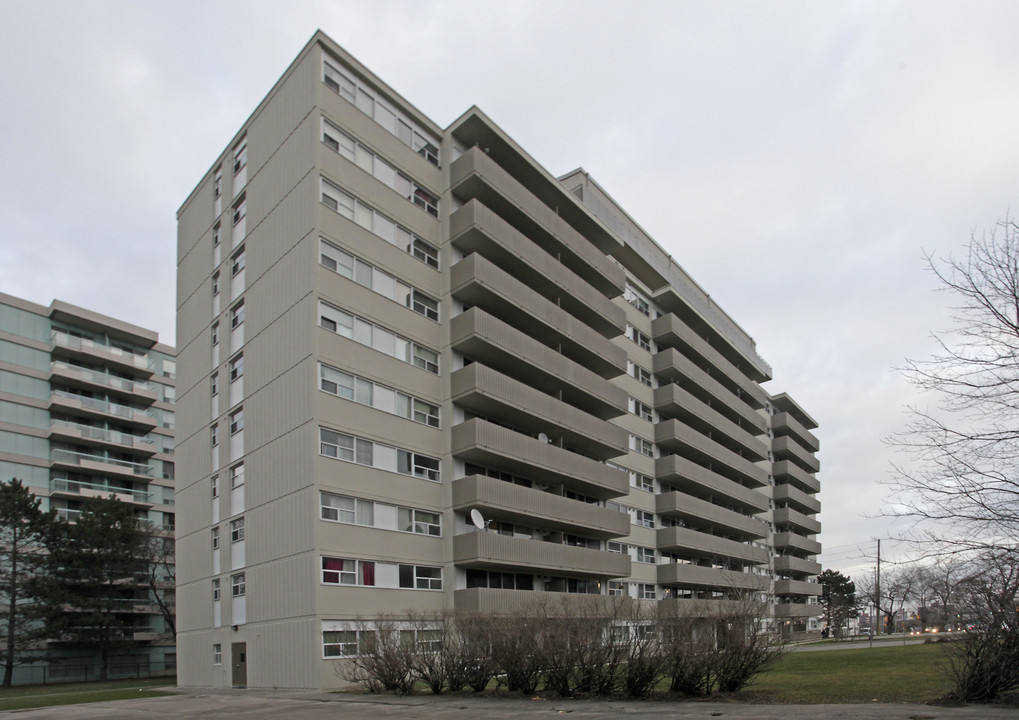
6, 687, 1016, 720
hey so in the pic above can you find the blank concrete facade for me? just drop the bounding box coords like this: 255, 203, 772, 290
0, 292, 176, 680
175, 30, 822, 690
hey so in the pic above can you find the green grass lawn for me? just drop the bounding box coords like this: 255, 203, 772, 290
736, 643, 953, 704
0, 676, 176, 711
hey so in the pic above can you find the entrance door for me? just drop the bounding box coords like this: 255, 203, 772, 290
231, 642, 247, 687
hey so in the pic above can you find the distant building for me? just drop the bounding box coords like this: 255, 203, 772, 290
0, 292, 176, 682
175, 30, 822, 690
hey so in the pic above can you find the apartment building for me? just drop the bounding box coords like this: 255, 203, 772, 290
0, 292, 176, 681
175, 30, 821, 690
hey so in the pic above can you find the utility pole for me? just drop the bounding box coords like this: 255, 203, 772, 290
875, 539, 881, 637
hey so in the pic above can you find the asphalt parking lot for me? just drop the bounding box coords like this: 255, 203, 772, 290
8, 687, 1016, 720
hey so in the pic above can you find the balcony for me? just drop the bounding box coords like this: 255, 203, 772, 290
652, 313, 768, 407
450, 147, 624, 298
771, 412, 820, 453
451, 307, 626, 420
773, 555, 822, 576
774, 579, 822, 597
451, 363, 627, 461
773, 532, 822, 556
51, 330, 154, 377
773, 603, 822, 619
49, 477, 151, 506
49, 390, 157, 431
48, 420, 158, 457
773, 507, 822, 535
656, 491, 768, 540
772, 436, 820, 474
451, 253, 625, 379
655, 420, 769, 487
653, 349, 763, 428
454, 587, 631, 616
656, 526, 769, 565
50, 449, 153, 480
654, 383, 768, 455
772, 482, 821, 515
453, 531, 630, 578
773, 460, 820, 494
452, 419, 629, 499
655, 454, 769, 514
657, 563, 770, 592
659, 597, 753, 618
450, 200, 625, 338
49, 361, 158, 404
453, 474, 630, 539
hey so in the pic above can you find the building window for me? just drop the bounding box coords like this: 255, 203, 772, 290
319, 428, 439, 481
211, 527, 220, 550
211, 322, 220, 347
319, 492, 374, 526
210, 373, 219, 396
233, 140, 247, 176
398, 507, 441, 536
401, 449, 440, 481
229, 354, 244, 381
229, 408, 244, 435
318, 301, 439, 374
213, 169, 222, 200
212, 272, 220, 297
213, 222, 221, 247
230, 463, 245, 488
405, 396, 439, 427
631, 434, 653, 457
399, 564, 441, 590
607, 541, 627, 554
411, 238, 439, 269
638, 583, 656, 600
231, 247, 245, 276
635, 510, 655, 529
321, 557, 375, 586
624, 283, 651, 317
211, 475, 219, 498
630, 398, 653, 422
409, 290, 438, 321
636, 546, 656, 564
628, 362, 652, 387
213, 644, 222, 665
608, 580, 625, 596
231, 573, 245, 597
212, 578, 221, 601
626, 325, 652, 352
230, 301, 244, 329
232, 196, 246, 227
636, 474, 654, 492
210, 425, 219, 447
230, 517, 245, 543
323, 630, 368, 657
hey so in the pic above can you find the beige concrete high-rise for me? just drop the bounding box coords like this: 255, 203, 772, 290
175, 30, 822, 690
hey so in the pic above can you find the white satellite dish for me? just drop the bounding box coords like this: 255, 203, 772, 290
470, 508, 488, 531
538, 432, 549, 443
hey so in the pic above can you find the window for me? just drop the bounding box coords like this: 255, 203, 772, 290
321, 557, 375, 586
411, 344, 438, 374
213, 222, 221, 247
631, 398, 653, 422
232, 197, 246, 226
409, 290, 439, 320
635, 510, 655, 529
638, 583, 656, 600
323, 630, 373, 657
406, 396, 439, 427
229, 408, 244, 435
231, 248, 245, 276
399, 564, 441, 590
211, 527, 220, 550
319, 492, 374, 526
465, 569, 533, 590
210, 372, 219, 396
627, 324, 652, 352
210, 425, 219, 447
230, 517, 245, 543
228, 355, 244, 382
212, 578, 221, 601
319, 428, 439, 481
636, 546, 656, 564
631, 434, 653, 457
625, 283, 651, 317
230, 301, 244, 329
211, 475, 219, 498
607, 541, 627, 554
213, 644, 222, 665
319, 301, 439, 374
231, 573, 245, 596
628, 362, 652, 387
233, 140, 247, 176
398, 507, 441, 536
608, 581, 625, 597
213, 169, 222, 200
411, 238, 439, 269
400, 450, 440, 481
636, 473, 654, 492
212, 272, 220, 297
230, 463, 245, 488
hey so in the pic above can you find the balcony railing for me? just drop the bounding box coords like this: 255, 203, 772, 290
50, 360, 146, 394
50, 477, 151, 503
50, 449, 153, 477
50, 390, 155, 424
49, 420, 156, 451
51, 330, 153, 371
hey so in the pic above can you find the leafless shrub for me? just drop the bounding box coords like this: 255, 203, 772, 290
453, 612, 498, 692
711, 596, 788, 694
487, 608, 545, 693
341, 615, 416, 694
621, 604, 665, 697
661, 615, 715, 696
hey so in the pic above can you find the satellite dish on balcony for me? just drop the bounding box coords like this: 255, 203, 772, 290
470, 508, 489, 531
538, 432, 549, 443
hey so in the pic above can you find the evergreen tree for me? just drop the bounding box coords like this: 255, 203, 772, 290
818, 569, 857, 639
0, 478, 56, 688
41, 496, 147, 681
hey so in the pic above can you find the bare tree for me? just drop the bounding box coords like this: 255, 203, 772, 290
888, 218, 1019, 559
140, 523, 176, 639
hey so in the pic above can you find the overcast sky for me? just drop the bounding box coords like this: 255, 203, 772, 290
4, 0, 1017, 578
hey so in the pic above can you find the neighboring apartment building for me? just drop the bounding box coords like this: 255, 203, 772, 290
175, 30, 822, 690
0, 292, 177, 682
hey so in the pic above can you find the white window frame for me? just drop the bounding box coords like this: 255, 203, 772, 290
231, 573, 245, 597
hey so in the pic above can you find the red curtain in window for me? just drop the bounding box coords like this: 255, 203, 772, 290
360, 561, 375, 586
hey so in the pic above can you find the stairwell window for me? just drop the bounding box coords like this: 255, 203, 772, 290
231, 573, 245, 597
230, 301, 244, 330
